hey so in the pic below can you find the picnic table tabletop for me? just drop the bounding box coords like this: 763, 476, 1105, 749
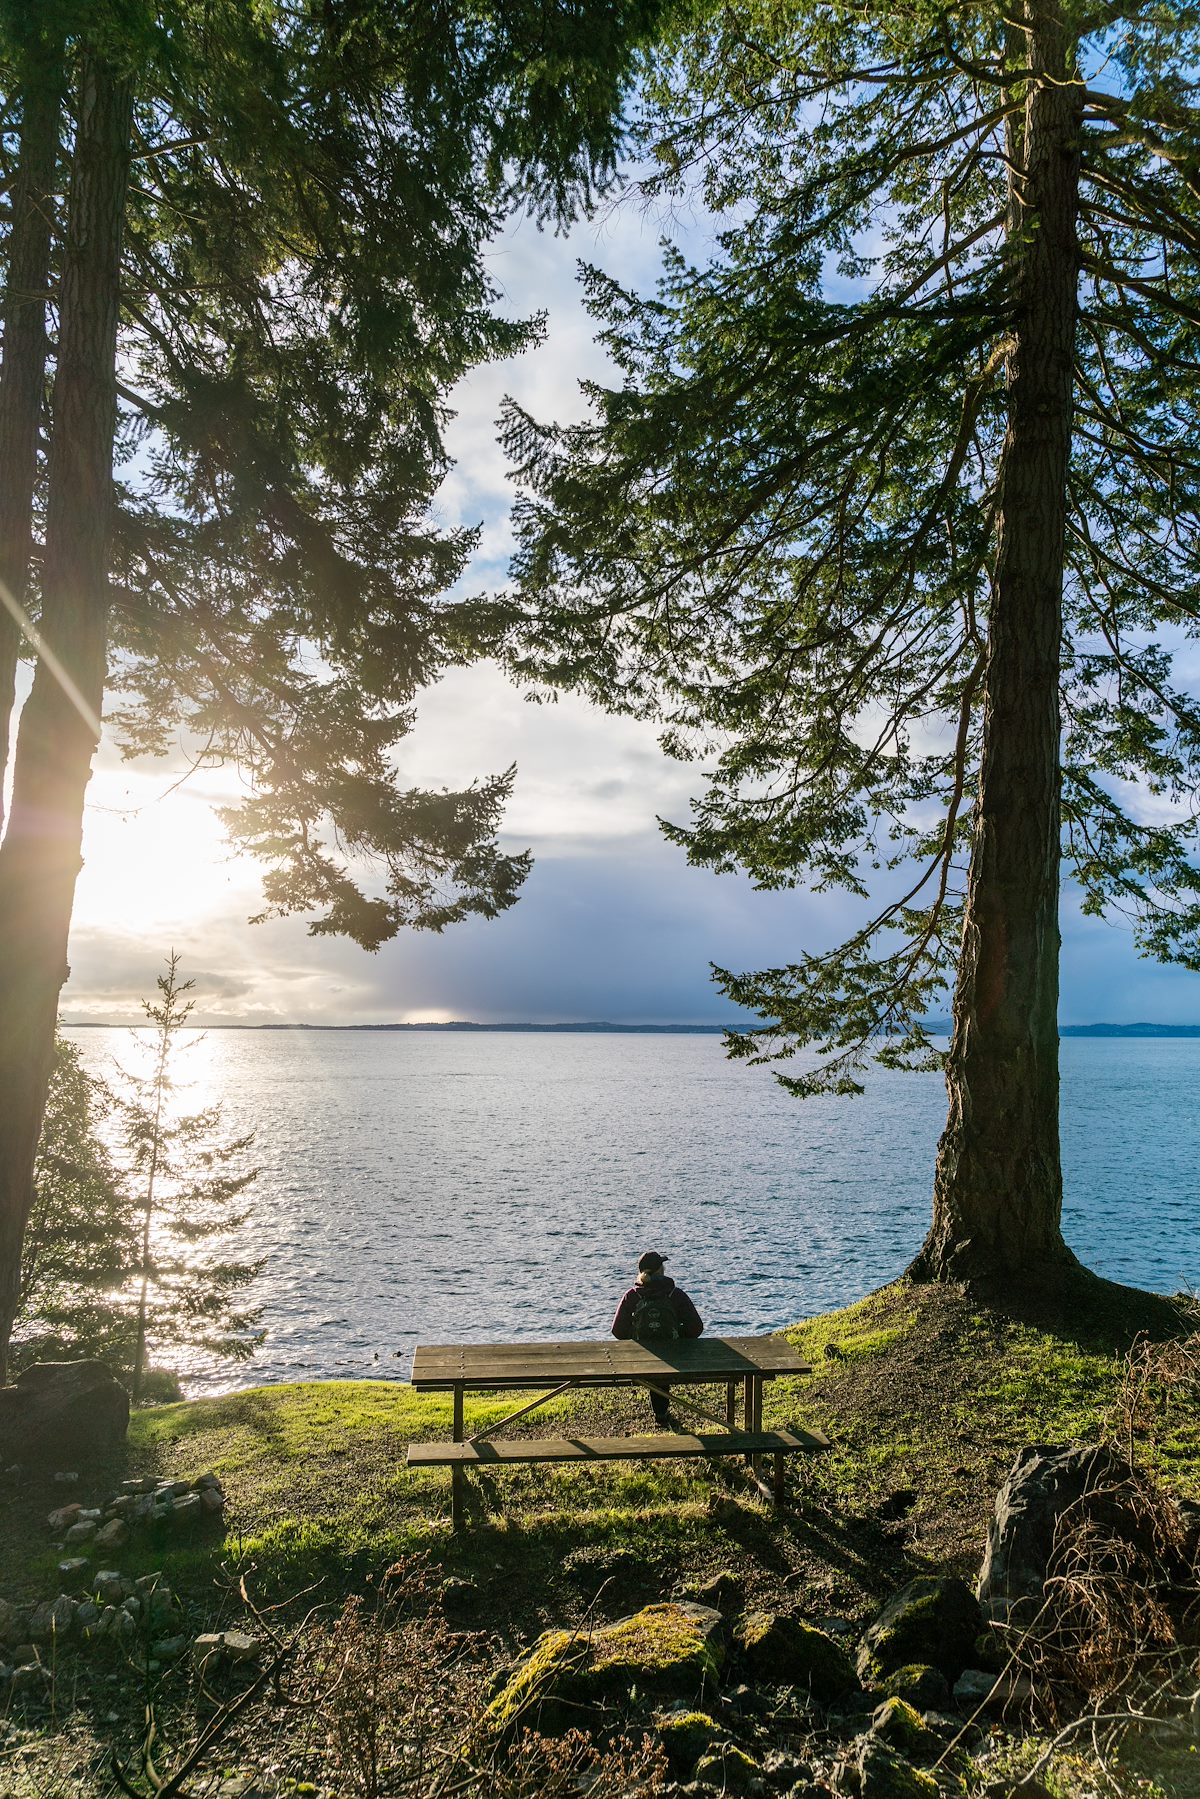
409, 1334, 812, 1391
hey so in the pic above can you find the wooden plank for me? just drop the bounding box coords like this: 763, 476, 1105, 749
410, 1336, 812, 1389
406, 1427, 831, 1467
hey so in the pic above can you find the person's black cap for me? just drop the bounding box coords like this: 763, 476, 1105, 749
638, 1250, 667, 1273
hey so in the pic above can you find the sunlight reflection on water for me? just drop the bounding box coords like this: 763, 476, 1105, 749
67, 1029, 1200, 1394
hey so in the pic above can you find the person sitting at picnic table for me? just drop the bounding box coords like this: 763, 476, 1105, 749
611, 1250, 704, 1426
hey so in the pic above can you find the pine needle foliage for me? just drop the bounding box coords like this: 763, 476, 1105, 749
499, 0, 1200, 1096
123, 953, 263, 1400
17, 1037, 137, 1371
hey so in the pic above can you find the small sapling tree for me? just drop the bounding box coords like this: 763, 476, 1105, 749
17, 1036, 136, 1369
124, 953, 262, 1400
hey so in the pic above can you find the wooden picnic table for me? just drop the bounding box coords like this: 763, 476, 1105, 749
407, 1335, 826, 1529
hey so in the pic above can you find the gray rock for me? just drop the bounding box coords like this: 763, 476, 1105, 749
94, 1572, 127, 1606
195, 1471, 223, 1490
47, 1502, 82, 1532
121, 1476, 158, 1494
200, 1486, 226, 1514
0, 1361, 129, 1466
76, 1601, 100, 1629
221, 1630, 263, 1661
952, 1666, 1033, 1714
0, 1598, 29, 1644
57, 1556, 91, 1587
977, 1443, 1143, 1621
156, 1479, 193, 1500
735, 1610, 859, 1701
122, 1596, 142, 1620
94, 1518, 128, 1552
52, 1469, 80, 1484
28, 1597, 75, 1641
152, 1635, 188, 1660
193, 1632, 224, 1668
64, 1519, 97, 1545
170, 1492, 202, 1524
10, 1661, 53, 1695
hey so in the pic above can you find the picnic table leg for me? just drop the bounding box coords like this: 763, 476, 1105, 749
751, 1377, 764, 1476
726, 1382, 737, 1429
451, 1384, 465, 1533
773, 1453, 786, 1507
742, 1374, 756, 1471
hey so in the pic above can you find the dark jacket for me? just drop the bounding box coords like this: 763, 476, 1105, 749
612, 1273, 704, 1341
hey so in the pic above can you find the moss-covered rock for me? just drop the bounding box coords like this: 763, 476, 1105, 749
734, 1608, 859, 1701
849, 1739, 941, 1799
877, 1664, 950, 1711
855, 1576, 980, 1685
656, 1709, 726, 1774
483, 1601, 724, 1739
694, 1742, 762, 1792
868, 1697, 943, 1764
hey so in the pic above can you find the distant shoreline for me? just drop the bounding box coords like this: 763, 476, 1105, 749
60, 1019, 1200, 1035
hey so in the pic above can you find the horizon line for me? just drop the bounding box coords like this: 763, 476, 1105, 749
58, 1017, 1200, 1034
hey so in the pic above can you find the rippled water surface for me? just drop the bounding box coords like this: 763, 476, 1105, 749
68, 1029, 1200, 1391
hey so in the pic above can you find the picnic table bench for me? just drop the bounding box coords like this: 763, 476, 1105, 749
406, 1336, 828, 1529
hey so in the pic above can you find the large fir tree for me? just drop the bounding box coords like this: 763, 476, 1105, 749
501, 0, 1200, 1283
0, 0, 659, 1373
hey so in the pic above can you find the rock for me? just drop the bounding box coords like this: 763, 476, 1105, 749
687, 1571, 745, 1614
221, 1631, 262, 1662
0, 1598, 29, 1644
195, 1471, 222, 1490
10, 1661, 53, 1696
854, 1740, 939, 1799
57, 1556, 91, 1588
156, 1479, 193, 1500
977, 1443, 1154, 1622
193, 1632, 224, 1667
152, 1635, 188, 1661
122, 1477, 158, 1494
657, 1709, 727, 1774
94, 1571, 125, 1607
868, 1698, 942, 1764
105, 1495, 137, 1520
855, 1577, 980, 1685
762, 1749, 814, 1785
952, 1666, 1033, 1715
63, 1518, 97, 1540
53, 1469, 80, 1483
170, 1493, 203, 1525
94, 1518, 128, 1552
0, 1361, 129, 1466
694, 1743, 762, 1792
876, 1665, 950, 1711
76, 1602, 100, 1629
28, 1596, 75, 1641
8, 1642, 35, 1666
734, 1610, 859, 1701
122, 1596, 141, 1621
47, 1503, 82, 1532
485, 1602, 725, 1738
200, 1486, 226, 1514
136, 1572, 166, 1595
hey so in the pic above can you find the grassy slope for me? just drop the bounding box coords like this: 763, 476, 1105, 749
11, 1275, 1196, 1640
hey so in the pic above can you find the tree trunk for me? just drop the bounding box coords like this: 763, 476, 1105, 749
0, 51, 133, 1378
911, 1, 1082, 1284
0, 34, 64, 828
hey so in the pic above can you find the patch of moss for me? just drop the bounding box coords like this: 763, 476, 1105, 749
656, 1709, 725, 1773
483, 1602, 723, 1741
869, 1697, 943, 1764
694, 1743, 762, 1792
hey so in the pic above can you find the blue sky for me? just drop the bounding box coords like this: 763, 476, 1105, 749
57, 193, 1200, 1027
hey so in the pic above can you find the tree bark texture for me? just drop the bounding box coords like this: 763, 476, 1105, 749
913, 1, 1082, 1283
0, 51, 133, 1376
0, 38, 63, 829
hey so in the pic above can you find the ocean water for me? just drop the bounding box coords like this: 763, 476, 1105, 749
66, 1029, 1200, 1392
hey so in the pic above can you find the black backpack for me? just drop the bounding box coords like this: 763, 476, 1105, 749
631, 1293, 680, 1343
